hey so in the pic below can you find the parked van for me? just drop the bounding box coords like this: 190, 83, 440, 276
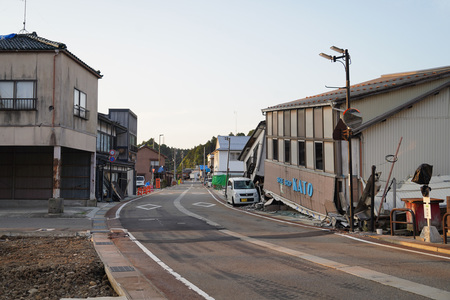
136, 176, 145, 187
226, 177, 259, 206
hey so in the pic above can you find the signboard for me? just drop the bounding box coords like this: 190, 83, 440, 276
423, 197, 431, 219
424, 203, 431, 219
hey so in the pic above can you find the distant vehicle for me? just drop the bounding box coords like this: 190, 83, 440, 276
226, 177, 259, 206
136, 176, 145, 187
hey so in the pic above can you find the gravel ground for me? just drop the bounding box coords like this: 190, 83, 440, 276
0, 235, 117, 299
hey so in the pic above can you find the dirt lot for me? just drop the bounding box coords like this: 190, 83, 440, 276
0, 235, 117, 299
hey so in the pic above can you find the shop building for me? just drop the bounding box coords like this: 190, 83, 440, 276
0, 32, 102, 207
262, 66, 450, 220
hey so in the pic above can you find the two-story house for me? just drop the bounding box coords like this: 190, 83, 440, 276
0, 32, 102, 208
211, 136, 250, 177
238, 121, 266, 184
136, 145, 167, 188
96, 109, 137, 201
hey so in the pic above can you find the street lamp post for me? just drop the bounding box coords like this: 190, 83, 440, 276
158, 134, 164, 168
158, 134, 163, 185
320, 46, 355, 231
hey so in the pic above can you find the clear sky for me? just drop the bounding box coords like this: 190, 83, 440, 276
2, 0, 449, 149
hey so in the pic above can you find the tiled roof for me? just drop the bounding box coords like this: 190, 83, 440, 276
0, 32, 102, 78
0, 32, 66, 50
263, 66, 450, 112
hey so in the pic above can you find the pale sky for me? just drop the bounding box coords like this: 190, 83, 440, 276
2, 0, 449, 149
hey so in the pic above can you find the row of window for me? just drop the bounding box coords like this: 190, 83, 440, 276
271, 139, 323, 170
0, 80, 89, 119
266, 107, 335, 173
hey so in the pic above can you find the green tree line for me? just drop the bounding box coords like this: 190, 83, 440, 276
138, 131, 252, 174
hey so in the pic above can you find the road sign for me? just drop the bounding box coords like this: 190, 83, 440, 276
109, 156, 116, 162
109, 149, 116, 156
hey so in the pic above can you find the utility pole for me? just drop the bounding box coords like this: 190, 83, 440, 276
173, 148, 176, 185
320, 46, 354, 231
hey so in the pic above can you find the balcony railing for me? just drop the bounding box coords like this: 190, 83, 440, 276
0, 98, 36, 110
74, 105, 90, 120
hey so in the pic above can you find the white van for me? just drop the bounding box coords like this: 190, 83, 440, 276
136, 176, 145, 187
226, 177, 259, 206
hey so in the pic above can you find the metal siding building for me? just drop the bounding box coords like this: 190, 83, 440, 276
361, 87, 450, 185
262, 66, 450, 219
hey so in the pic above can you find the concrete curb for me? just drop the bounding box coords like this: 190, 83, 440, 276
369, 234, 450, 255
92, 233, 130, 298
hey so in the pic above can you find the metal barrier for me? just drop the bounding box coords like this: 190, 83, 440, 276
390, 208, 417, 239
443, 212, 450, 244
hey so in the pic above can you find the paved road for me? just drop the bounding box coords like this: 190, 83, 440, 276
116, 182, 450, 300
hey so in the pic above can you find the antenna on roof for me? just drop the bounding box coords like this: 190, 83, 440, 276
19, 0, 28, 33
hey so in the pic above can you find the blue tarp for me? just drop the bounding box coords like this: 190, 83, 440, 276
199, 165, 211, 172
0, 34, 16, 40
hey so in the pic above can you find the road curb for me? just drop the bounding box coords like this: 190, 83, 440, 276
369, 234, 450, 255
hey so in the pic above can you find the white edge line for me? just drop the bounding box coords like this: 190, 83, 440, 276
127, 231, 215, 300
206, 188, 450, 260
117, 186, 215, 300
336, 233, 450, 261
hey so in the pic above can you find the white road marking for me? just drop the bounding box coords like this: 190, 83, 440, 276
207, 189, 450, 260
193, 202, 216, 208
118, 186, 450, 300
127, 231, 215, 300
121, 188, 215, 300
219, 229, 450, 300
203, 189, 450, 299
136, 203, 161, 210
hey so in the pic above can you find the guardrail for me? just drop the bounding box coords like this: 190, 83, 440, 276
390, 208, 417, 239
443, 212, 450, 244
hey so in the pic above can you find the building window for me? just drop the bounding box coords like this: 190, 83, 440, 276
74, 88, 89, 119
97, 132, 113, 153
298, 141, 306, 166
315, 142, 324, 170
130, 134, 137, 152
284, 140, 290, 163
0, 80, 36, 110
272, 139, 278, 161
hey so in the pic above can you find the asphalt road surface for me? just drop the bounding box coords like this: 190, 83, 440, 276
116, 182, 450, 300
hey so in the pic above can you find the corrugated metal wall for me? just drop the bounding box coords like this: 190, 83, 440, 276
61, 148, 90, 199
361, 87, 450, 185
0, 147, 53, 200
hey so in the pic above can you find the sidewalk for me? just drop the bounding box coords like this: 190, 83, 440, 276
1, 192, 449, 299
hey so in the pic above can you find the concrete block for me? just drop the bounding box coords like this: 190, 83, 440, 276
420, 225, 443, 243
48, 198, 64, 214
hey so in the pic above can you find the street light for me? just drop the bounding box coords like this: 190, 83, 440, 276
320, 46, 355, 232
158, 134, 164, 168
158, 134, 164, 186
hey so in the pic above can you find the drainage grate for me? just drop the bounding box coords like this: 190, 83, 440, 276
110, 266, 135, 272
95, 242, 113, 245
